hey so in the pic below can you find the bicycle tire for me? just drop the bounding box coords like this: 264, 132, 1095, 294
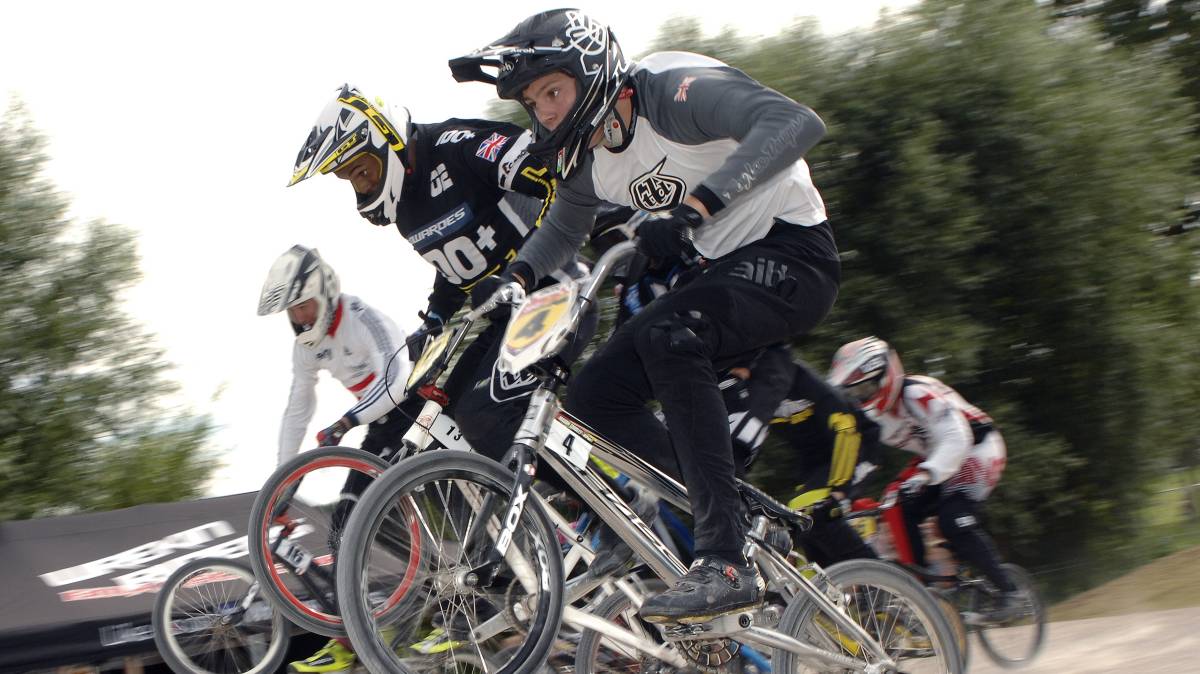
976, 563, 1046, 668
151, 557, 289, 674
774, 558, 964, 674
248, 445, 418, 637
934, 592, 971, 671
574, 579, 681, 674
336, 449, 565, 674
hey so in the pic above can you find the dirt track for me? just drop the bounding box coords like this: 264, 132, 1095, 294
968, 605, 1200, 673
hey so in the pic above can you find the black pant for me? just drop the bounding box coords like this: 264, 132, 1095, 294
332, 399, 422, 535
799, 516, 878, 567
566, 223, 840, 558
901, 486, 1015, 592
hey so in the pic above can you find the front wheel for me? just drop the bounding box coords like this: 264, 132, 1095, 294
934, 592, 970, 672
336, 450, 565, 674
247, 446, 403, 637
774, 558, 964, 674
151, 557, 289, 674
975, 563, 1046, 668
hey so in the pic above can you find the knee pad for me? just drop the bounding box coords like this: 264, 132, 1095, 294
638, 311, 713, 360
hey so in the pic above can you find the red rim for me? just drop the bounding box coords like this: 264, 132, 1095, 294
259, 457, 421, 626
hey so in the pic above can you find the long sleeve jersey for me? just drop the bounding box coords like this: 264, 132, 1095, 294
869, 375, 995, 485
515, 51, 833, 281
395, 120, 555, 319
277, 294, 410, 465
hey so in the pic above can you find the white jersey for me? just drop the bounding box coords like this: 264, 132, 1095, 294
278, 294, 410, 465
516, 51, 832, 281
869, 375, 1006, 499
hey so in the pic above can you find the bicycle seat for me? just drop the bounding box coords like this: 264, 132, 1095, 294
736, 480, 813, 532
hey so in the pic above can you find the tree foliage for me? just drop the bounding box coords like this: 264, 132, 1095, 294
651, 0, 1200, 584
0, 105, 217, 520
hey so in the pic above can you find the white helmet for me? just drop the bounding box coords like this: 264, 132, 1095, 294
827, 336, 905, 413
257, 245, 341, 348
289, 84, 411, 226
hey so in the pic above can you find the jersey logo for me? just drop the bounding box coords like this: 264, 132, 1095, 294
436, 129, 476, 145
476, 133, 510, 162
629, 157, 686, 211
407, 203, 473, 249
674, 76, 697, 102
430, 163, 453, 197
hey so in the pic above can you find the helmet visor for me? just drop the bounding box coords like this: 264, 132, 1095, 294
844, 377, 882, 404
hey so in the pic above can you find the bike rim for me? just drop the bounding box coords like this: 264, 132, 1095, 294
160, 563, 284, 674
258, 456, 421, 628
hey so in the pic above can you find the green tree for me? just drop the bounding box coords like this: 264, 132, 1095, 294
652, 1, 1200, 588
0, 105, 217, 520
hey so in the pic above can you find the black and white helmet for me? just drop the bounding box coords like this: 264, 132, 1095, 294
289, 84, 411, 226
450, 8, 629, 179
257, 245, 341, 349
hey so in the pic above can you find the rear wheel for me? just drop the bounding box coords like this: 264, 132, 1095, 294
975, 563, 1046, 668
152, 557, 288, 674
774, 558, 964, 674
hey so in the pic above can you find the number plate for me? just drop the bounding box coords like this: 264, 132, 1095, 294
546, 417, 592, 470
406, 329, 454, 392
274, 537, 313, 575
499, 282, 578, 374
430, 414, 472, 451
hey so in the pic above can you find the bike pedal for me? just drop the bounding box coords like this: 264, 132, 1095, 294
658, 611, 756, 638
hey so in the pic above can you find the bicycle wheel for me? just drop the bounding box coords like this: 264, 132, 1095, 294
574, 579, 678, 674
248, 446, 421, 637
336, 450, 565, 674
975, 563, 1046, 668
934, 592, 970, 672
774, 558, 964, 674
152, 557, 289, 674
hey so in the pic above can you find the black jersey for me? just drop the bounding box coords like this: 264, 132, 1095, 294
724, 347, 880, 491
395, 119, 554, 319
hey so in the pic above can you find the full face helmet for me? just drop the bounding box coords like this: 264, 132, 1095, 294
450, 8, 629, 179
289, 84, 411, 226
828, 337, 905, 413
257, 245, 341, 349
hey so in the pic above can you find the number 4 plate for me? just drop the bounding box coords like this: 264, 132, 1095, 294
546, 417, 592, 471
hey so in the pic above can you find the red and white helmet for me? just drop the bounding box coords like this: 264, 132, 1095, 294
828, 337, 905, 413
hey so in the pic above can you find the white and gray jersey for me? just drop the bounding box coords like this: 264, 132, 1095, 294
517, 51, 830, 280
278, 294, 410, 465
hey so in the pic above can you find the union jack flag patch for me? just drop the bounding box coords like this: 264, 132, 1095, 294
476, 133, 510, 162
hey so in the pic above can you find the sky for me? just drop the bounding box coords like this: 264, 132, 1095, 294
1, 0, 915, 497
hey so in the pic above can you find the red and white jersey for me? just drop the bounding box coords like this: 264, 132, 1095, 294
278, 294, 410, 464
869, 375, 1005, 497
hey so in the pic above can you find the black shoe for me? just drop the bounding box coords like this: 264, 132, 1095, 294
638, 556, 764, 623
985, 590, 1026, 623
589, 488, 659, 578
